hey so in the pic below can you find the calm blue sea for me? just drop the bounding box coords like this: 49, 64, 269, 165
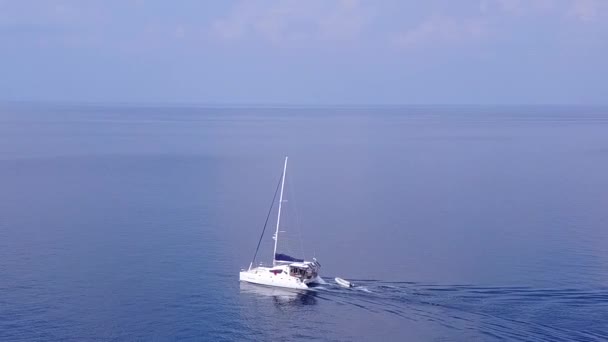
1, 104, 607, 341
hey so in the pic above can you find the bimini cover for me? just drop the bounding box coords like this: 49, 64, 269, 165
274, 253, 304, 263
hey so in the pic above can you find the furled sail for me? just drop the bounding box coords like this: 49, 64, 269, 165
274, 253, 304, 263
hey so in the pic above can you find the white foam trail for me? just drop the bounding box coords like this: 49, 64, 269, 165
316, 277, 328, 285
313, 286, 330, 291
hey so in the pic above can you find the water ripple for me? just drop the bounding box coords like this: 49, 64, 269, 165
305, 278, 608, 341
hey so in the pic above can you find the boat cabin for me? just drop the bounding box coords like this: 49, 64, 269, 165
289, 266, 307, 278
288, 262, 318, 280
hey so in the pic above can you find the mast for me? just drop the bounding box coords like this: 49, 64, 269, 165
273, 156, 288, 266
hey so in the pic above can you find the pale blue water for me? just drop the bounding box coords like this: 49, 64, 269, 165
1, 104, 607, 341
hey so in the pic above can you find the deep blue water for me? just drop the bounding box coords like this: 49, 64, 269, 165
1, 104, 607, 341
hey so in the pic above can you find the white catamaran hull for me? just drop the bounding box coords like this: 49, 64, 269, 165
240, 268, 315, 290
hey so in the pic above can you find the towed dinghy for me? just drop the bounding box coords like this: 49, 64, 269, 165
335, 277, 354, 288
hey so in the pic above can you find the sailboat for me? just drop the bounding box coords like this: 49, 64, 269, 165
239, 156, 321, 290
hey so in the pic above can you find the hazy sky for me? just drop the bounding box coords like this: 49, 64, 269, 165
1, 0, 606, 105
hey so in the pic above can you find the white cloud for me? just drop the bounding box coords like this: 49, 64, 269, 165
481, 0, 608, 23
393, 15, 487, 49
479, 0, 557, 15
569, 0, 606, 22
209, 0, 371, 44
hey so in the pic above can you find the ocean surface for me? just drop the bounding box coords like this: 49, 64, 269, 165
1, 104, 607, 341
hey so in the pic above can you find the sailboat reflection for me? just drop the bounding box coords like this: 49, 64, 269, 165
239, 282, 317, 306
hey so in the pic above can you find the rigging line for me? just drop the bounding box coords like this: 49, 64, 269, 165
288, 169, 306, 260
249, 173, 283, 270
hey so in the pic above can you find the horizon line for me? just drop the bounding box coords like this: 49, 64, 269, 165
2, 100, 607, 109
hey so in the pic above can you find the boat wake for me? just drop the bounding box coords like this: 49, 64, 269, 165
353, 286, 372, 293
311, 278, 608, 341
314, 276, 327, 285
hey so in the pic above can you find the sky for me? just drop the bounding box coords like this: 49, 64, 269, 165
0, 0, 606, 105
